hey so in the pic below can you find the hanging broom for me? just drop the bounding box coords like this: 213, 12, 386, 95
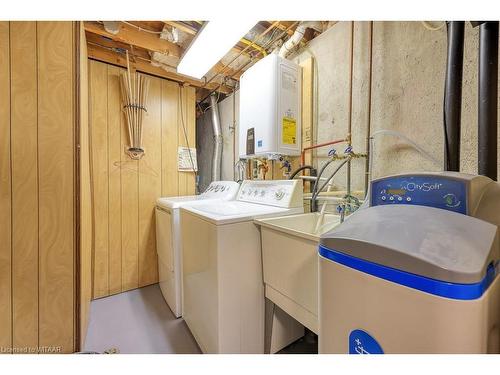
120, 51, 150, 160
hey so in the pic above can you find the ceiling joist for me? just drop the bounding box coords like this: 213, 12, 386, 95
83, 20, 321, 102
163, 21, 198, 35
84, 21, 183, 58
87, 44, 232, 94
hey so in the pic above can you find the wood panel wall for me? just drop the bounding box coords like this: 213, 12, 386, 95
0, 21, 12, 353
88, 60, 196, 299
0, 21, 85, 354
78, 22, 92, 350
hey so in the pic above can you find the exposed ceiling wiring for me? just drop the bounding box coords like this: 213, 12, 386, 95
121, 21, 164, 34
87, 40, 177, 70
90, 20, 322, 102
203, 21, 281, 87
225, 21, 300, 82
201, 75, 225, 112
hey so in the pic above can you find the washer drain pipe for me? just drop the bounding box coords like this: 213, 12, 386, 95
477, 22, 498, 180
443, 21, 465, 172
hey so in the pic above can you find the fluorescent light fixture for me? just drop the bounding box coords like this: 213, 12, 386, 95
177, 20, 257, 79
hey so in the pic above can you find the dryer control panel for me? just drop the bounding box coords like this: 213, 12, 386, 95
371, 174, 468, 215
237, 179, 303, 208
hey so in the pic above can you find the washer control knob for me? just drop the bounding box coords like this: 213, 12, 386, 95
275, 189, 285, 200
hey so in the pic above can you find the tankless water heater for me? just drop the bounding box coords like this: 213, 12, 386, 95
238, 53, 301, 159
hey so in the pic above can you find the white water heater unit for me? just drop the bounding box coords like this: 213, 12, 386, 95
238, 53, 301, 159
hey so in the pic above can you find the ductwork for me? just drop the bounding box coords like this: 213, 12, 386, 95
103, 21, 121, 35
278, 21, 323, 58
149, 51, 178, 72
161, 26, 179, 44
150, 25, 191, 71
210, 94, 223, 182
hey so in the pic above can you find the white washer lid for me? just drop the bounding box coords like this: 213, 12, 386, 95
181, 201, 303, 225
157, 195, 216, 210
156, 181, 240, 209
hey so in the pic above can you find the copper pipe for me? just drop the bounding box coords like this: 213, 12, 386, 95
300, 138, 348, 165
364, 21, 374, 193
347, 22, 355, 141
232, 91, 236, 180
346, 21, 355, 197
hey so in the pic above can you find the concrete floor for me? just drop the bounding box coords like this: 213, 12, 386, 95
83, 283, 316, 354
83, 284, 201, 354
278, 330, 318, 354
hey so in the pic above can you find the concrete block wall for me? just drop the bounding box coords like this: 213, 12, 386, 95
292, 21, 499, 192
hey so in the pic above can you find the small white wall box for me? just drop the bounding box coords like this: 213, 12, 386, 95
238, 54, 301, 159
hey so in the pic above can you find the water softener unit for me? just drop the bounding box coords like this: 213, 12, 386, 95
318, 172, 500, 353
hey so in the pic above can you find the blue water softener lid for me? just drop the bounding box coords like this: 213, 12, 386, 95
319, 205, 499, 300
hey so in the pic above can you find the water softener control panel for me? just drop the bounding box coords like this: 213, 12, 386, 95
371, 175, 467, 215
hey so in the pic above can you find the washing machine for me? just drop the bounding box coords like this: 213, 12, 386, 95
180, 179, 304, 353
155, 181, 240, 318
319, 172, 500, 353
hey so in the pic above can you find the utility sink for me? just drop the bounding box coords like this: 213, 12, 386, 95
255, 212, 341, 334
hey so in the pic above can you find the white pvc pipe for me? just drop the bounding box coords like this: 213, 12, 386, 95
278, 21, 323, 58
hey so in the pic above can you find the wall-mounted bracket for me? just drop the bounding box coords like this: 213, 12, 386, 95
125, 146, 145, 160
